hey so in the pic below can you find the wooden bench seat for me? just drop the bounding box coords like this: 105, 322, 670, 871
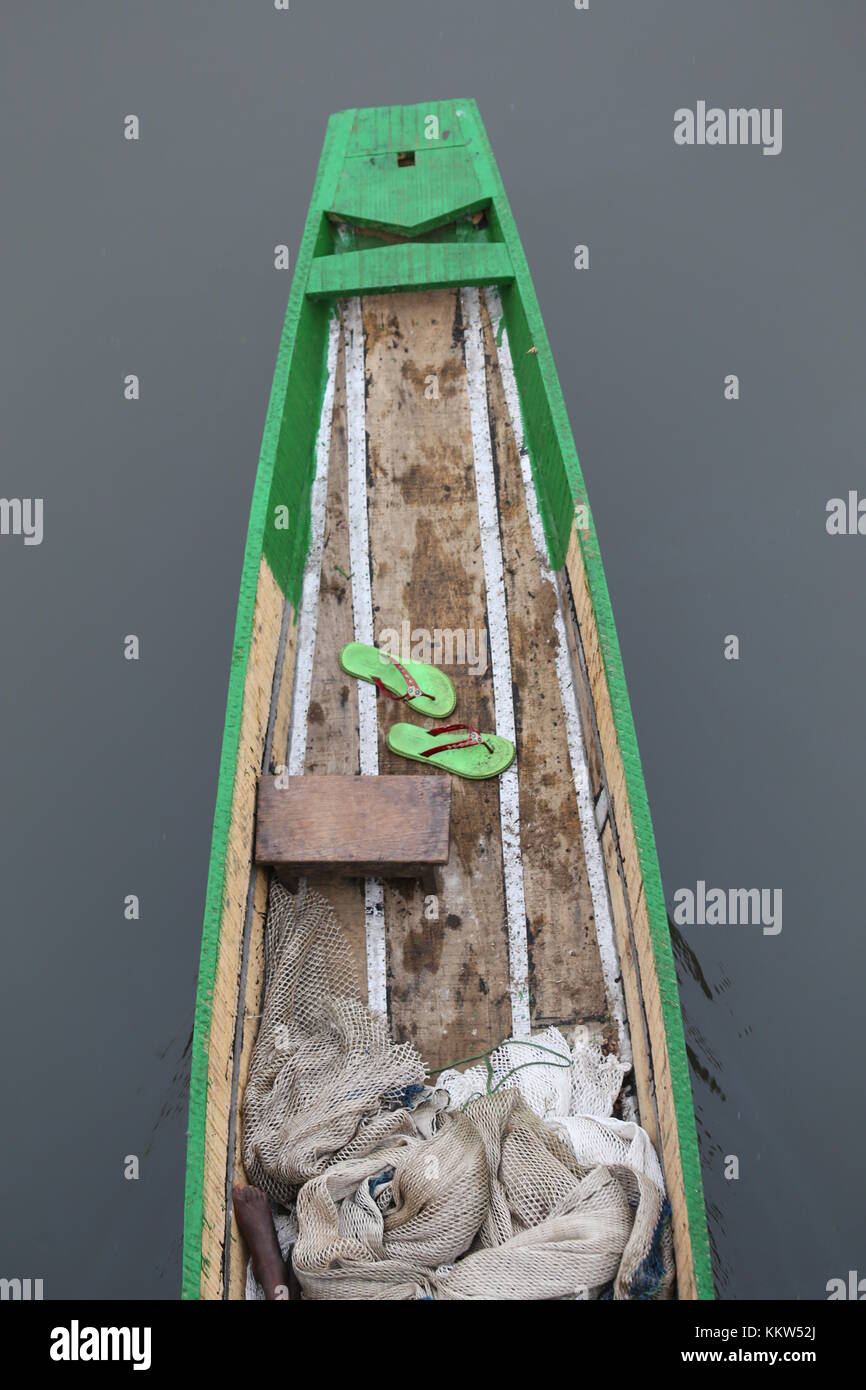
255, 774, 451, 879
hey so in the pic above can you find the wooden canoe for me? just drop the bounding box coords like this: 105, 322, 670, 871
181, 100, 712, 1301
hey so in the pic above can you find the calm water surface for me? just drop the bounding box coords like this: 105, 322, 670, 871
2, 1, 864, 1298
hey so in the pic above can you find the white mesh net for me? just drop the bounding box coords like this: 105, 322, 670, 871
243, 881, 674, 1300
241, 881, 431, 1207
438, 1029, 666, 1192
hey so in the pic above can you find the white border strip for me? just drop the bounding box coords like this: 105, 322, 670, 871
485, 288, 632, 1078
344, 296, 387, 1015
461, 287, 530, 1038
286, 314, 340, 776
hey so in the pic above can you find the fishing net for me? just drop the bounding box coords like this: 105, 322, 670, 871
241, 881, 433, 1207
242, 880, 674, 1300
439, 1032, 667, 1192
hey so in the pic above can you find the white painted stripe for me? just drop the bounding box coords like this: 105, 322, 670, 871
344, 296, 387, 1015
461, 287, 530, 1039
286, 314, 340, 776
485, 288, 633, 1086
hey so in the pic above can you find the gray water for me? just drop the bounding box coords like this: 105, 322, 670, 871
2, 1, 863, 1300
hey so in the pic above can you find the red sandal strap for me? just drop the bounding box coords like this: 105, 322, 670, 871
422, 723, 494, 757
373, 656, 434, 704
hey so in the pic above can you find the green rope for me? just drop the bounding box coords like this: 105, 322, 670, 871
428, 1039, 573, 1111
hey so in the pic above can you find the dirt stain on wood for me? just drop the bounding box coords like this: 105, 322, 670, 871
362, 289, 512, 1068
301, 325, 368, 997
479, 291, 608, 1028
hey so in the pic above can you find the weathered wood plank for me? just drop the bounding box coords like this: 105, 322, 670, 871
601, 822, 659, 1151
362, 288, 513, 1068
478, 297, 608, 1029
565, 521, 697, 1299
226, 866, 269, 1301
301, 324, 369, 997
201, 555, 285, 1299
255, 774, 451, 876
560, 578, 606, 807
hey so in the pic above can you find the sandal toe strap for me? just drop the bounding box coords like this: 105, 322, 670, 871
421, 723, 494, 757
374, 656, 434, 703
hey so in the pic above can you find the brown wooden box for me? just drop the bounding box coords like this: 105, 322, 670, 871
255, 774, 451, 879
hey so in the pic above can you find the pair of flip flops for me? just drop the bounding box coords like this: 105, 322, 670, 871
339, 641, 514, 780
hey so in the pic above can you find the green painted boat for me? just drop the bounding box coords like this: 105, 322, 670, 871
182, 99, 712, 1301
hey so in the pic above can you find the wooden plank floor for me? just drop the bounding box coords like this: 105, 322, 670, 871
477, 295, 607, 1029
284, 287, 610, 1073
364, 290, 513, 1066
299, 330, 369, 998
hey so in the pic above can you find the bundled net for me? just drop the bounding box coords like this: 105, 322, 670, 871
242, 881, 674, 1300
242, 882, 432, 1206
439, 1031, 667, 1192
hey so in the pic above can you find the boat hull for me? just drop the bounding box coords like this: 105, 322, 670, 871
182, 101, 712, 1301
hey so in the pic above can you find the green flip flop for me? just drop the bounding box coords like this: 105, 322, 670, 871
339, 641, 456, 718
387, 722, 515, 780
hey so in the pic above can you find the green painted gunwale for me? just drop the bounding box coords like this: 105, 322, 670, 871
182, 100, 713, 1301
